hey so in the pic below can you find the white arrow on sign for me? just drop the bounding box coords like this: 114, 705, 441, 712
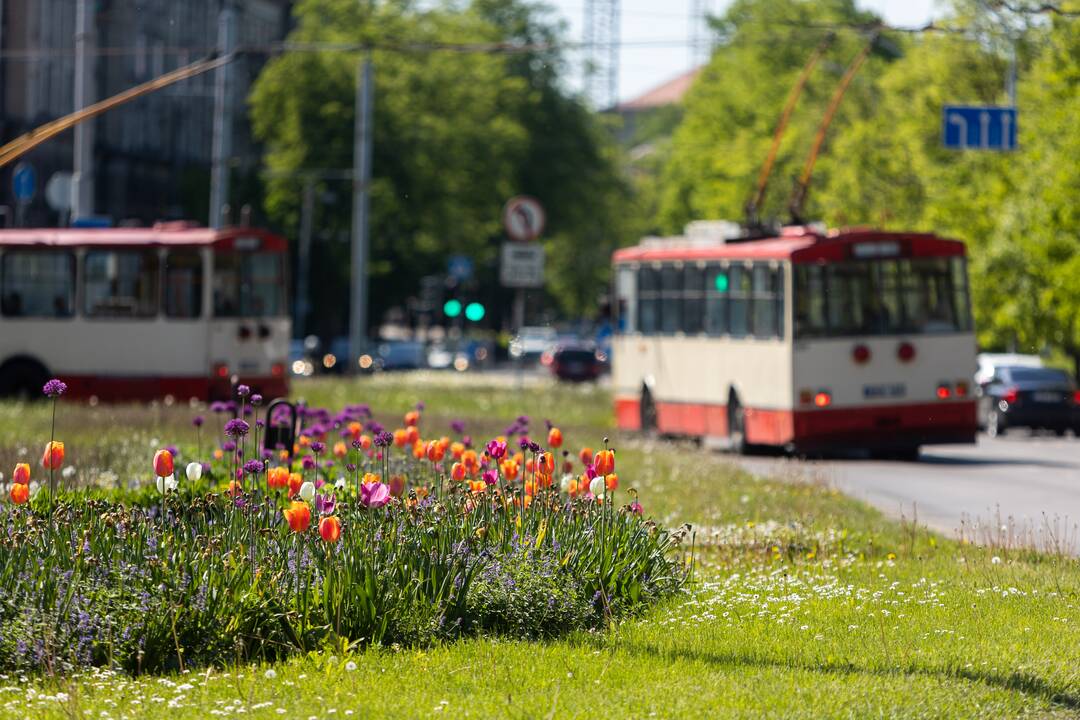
948, 113, 967, 149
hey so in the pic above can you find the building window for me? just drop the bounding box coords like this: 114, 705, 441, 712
0, 251, 75, 318
84, 250, 160, 318
165, 251, 204, 319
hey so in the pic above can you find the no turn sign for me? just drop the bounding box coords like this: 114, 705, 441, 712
502, 196, 546, 242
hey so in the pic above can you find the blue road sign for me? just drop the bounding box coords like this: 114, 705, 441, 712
12, 162, 37, 202
943, 106, 1017, 151
447, 255, 473, 282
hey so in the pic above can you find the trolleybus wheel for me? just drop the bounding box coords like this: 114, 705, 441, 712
0, 357, 49, 400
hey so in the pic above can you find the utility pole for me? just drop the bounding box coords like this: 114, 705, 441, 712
209, 6, 237, 229
72, 0, 95, 220
295, 176, 315, 340
348, 56, 373, 371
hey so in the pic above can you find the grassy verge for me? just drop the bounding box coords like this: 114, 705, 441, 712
1, 376, 1078, 718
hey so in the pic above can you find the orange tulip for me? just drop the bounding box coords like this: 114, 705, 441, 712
389, 475, 405, 497
605, 473, 619, 491
462, 449, 479, 473
405, 426, 420, 445
450, 462, 466, 482
226, 480, 243, 496
347, 421, 363, 437
299, 435, 311, 448
283, 501, 311, 532
426, 440, 445, 463
152, 448, 173, 477
362, 472, 381, 486
404, 410, 420, 427
539, 452, 555, 475
450, 442, 465, 459
412, 439, 426, 460
594, 449, 615, 476
319, 516, 342, 543
393, 429, 408, 448
501, 459, 519, 481
12, 463, 30, 485
359, 434, 372, 450
267, 466, 289, 490
547, 427, 563, 448
213, 448, 224, 460
333, 441, 348, 458
9, 483, 29, 505
287, 472, 303, 497
579, 447, 593, 466
469, 480, 486, 494
41, 441, 65, 470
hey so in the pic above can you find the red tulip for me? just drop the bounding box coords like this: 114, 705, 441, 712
9, 483, 29, 505
547, 427, 563, 448
12, 463, 30, 485
153, 449, 174, 478
41, 441, 65, 470
319, 516, 341, 543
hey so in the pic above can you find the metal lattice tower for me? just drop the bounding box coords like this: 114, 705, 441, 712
690, 0, 715, 66
583, 0, 620, 109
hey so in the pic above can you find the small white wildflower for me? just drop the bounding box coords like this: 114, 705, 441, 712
276, 710, 287, 716
344, 661, 357, 672
62, 466, 76, 479
991, 556, 1002, 565
264, 669, 277, 680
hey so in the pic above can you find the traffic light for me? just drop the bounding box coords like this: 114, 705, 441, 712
464, 302, 485, 322
443, 299, 463, 318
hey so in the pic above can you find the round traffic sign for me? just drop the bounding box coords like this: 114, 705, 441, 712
502, 196, 546, 242
12, 162, 37, 203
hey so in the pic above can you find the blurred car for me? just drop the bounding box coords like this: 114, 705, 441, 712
549, 345, 605, 383
427, 343, 472, 372
375, 341, 427, 371
509, 326, 558, 362
289, 339, 315, 377
978, 365, 1080, 437
975, 352, 1043, 386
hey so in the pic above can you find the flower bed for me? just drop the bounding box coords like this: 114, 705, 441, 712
0, 382, 690, 674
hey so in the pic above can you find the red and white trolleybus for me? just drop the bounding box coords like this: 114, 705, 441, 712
612, 222, 978, 457
0, 222, 290, 402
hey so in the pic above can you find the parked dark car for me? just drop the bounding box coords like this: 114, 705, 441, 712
979, 366, 1080, 437
550, 345, 604, 383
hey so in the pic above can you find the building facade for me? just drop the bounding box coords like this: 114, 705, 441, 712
0, 0, 291, 227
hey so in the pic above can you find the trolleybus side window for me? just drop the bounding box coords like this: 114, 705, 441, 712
83, 250, 159, 318
728, 265, 751, 338
659, 265, 682, 334
682, 265, 705, 335
214, 252, 285, 318
637, 266, 660, 334
615, 266, 636, 334
165, 250, 204, 319
704, 264, 728, 336
0, 250, 75, 318
793, 264, 827, 337
751, 264, 780, 338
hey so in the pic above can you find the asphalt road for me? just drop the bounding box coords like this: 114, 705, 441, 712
732, 434, 1080, 546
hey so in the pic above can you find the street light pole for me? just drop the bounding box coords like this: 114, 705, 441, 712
295, 176, 315, 340
72, 0, 95, 221
348, 55, 373, 371
209, 6, 237, 229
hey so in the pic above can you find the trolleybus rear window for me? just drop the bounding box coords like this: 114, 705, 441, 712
794, 257, 971, 337
0, 250, 75, 318
213, 252, 284, 318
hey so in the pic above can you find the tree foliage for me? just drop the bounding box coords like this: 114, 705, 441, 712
249, 0, 630, 336
659, 0, 1080, 371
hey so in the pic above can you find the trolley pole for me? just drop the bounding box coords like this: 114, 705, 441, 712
209, 6, 237, 229
348, 55, 373, 371
72, 0, 95, 220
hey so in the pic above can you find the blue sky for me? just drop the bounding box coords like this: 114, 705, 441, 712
545, 0, 941, 101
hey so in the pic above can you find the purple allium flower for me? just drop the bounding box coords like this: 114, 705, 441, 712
261, 449, 274, 460
224, 418, 250, 438
545, 418, 553, 430
486, 439, 507, 460
43, 379, 67, 398
166, 445, 179, 458
373, 431, 393, 448
236, 384, 251, 398
243, 459, 263, 475
518, 437, 530, 450
243, 405, 254, 416
250, 393, 263, 406
255, 419, 265, 429
310, 441, 326, 454
351, 439, 362, 450
222, 440, 237, 453
201, 462, 212, 474
367, 421, 384, 436
192, 415, 205, 427
528, 441, 541, 453
450, 419, 466, 434
210, 401, 228, 413
415, 401, 425, 411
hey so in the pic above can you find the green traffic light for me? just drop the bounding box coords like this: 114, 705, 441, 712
443, 299, 462, 317
714, 274, 729, 293
464, 302, 485, 322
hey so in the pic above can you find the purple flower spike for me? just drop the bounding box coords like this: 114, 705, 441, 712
310, 441, 327, 454
251, 393, 263, 406
243, 459, 263, 475
518, 437, 530, 450
43, 379, 67, 398
450, 419, 466, 434
236, 384, 251, 398
192, 415, 205, 428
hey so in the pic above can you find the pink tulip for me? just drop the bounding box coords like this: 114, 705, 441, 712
360, 481, 390, 508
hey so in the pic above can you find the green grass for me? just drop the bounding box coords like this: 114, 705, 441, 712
1, 375, 1079, 718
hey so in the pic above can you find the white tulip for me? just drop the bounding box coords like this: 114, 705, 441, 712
589, 476, 605, 497
560, 474, 573, 494
186, 462, 203, 482
156, 474, 178, 494
299, 481, 316, 502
